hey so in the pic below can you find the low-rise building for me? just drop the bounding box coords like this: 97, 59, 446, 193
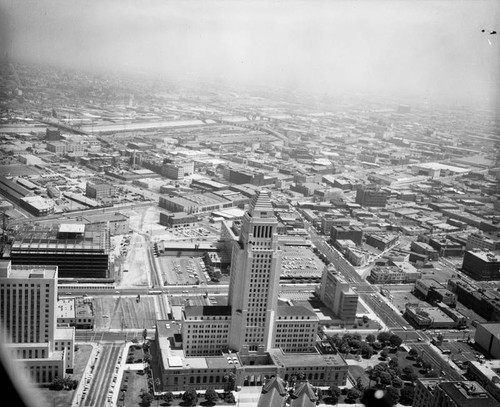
467, 360, 500, 403
159, 212, 199, 229
414, 379, 498, 407
369, 261, 421, 284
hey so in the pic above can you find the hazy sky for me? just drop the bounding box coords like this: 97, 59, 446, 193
1, 0, 499, 107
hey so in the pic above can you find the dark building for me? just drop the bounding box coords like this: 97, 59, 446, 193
7, 224, 110, 279
330, 226, 363, 246
447, 279, 500, 321
45, 127, 61, 141
462, 250, 500, 281
227, 168, 267, 186
428, 237, 465, 257
365, 233, 398, 251
355, 185, 388, 208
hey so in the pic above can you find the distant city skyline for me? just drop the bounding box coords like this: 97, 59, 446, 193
0, 0, 498, 110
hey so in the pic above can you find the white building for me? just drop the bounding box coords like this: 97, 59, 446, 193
0, 260, 75, 384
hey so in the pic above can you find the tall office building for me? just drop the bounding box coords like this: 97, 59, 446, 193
0, 260, 75, 384
228, 190, 282, 352
161, 190, 348, 391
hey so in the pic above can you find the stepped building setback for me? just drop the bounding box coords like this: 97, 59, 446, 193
155, 190, 348, 391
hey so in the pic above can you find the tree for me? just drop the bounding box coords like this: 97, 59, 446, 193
361, 344, 374, 359
407, 372, 419, 383
380, 372, 393, 386
224, 392, 236, 404
349, 339, 361, 350
409, 348, 419, 359
389, 334, 403, 348
182, 389, 198, 406
392, 377, 404, 389
316, 388, 324, 403
377, 332, 391, 345
400, 386, 415, 405
388, 357, 399, 369
386, 386, 401, 405
355, 376, 366, 392
380, 349, 389, 360
142, 328, 148, 343
346, 388, 361, 402
362, 315, 369, 323
366, 334, 376, 343
49, 376, 64, 391
425, 368, 439, 378
402, 366, 414, 377
204, 389, 219, 406
163, 392, 174, 405
340, 343, 351, 355
223, 372, 236, 392
140, 392, 154, 407
328, 385, 341, 399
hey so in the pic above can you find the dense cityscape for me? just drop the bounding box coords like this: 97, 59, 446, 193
0, 1, 500, 407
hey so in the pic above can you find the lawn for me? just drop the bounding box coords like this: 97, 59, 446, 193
118, 369, 149, 407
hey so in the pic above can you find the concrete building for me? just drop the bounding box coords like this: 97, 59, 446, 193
428, 236, 465, 257
404, 304, 457, 329
0, 260, 75, 383
155, 190, 348, 392
318, 264, 358, 324
330, 225, 363, 246
411, 241, 439, 261
462, 250, 500, 281
7, 224, 110, 279
355, 185, 388, 208
162, 161, 194, 180
85, 181, 116, 200
414, 279, 457, 307
365, 233, 399, 251
158, 192, 246, 215
414, 379, 498, 407
467, 360, 500, 403
447, 279, 500, 322
159, 212, 198, 229
475, 323, 500, 359
369, 262, 421, 284
19, 196, 55, 217
467, 232, 500, 251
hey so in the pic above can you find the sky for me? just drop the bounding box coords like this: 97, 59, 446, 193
0, 0, 499, 108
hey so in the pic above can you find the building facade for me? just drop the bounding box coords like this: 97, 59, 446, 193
156, 190, 348, 392
0, 260, 75, 384
318, 264, 358, 324
462, 250, 500, 281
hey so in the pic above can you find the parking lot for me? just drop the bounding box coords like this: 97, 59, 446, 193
281, 246, 324, 279
158, 256, 208, 285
